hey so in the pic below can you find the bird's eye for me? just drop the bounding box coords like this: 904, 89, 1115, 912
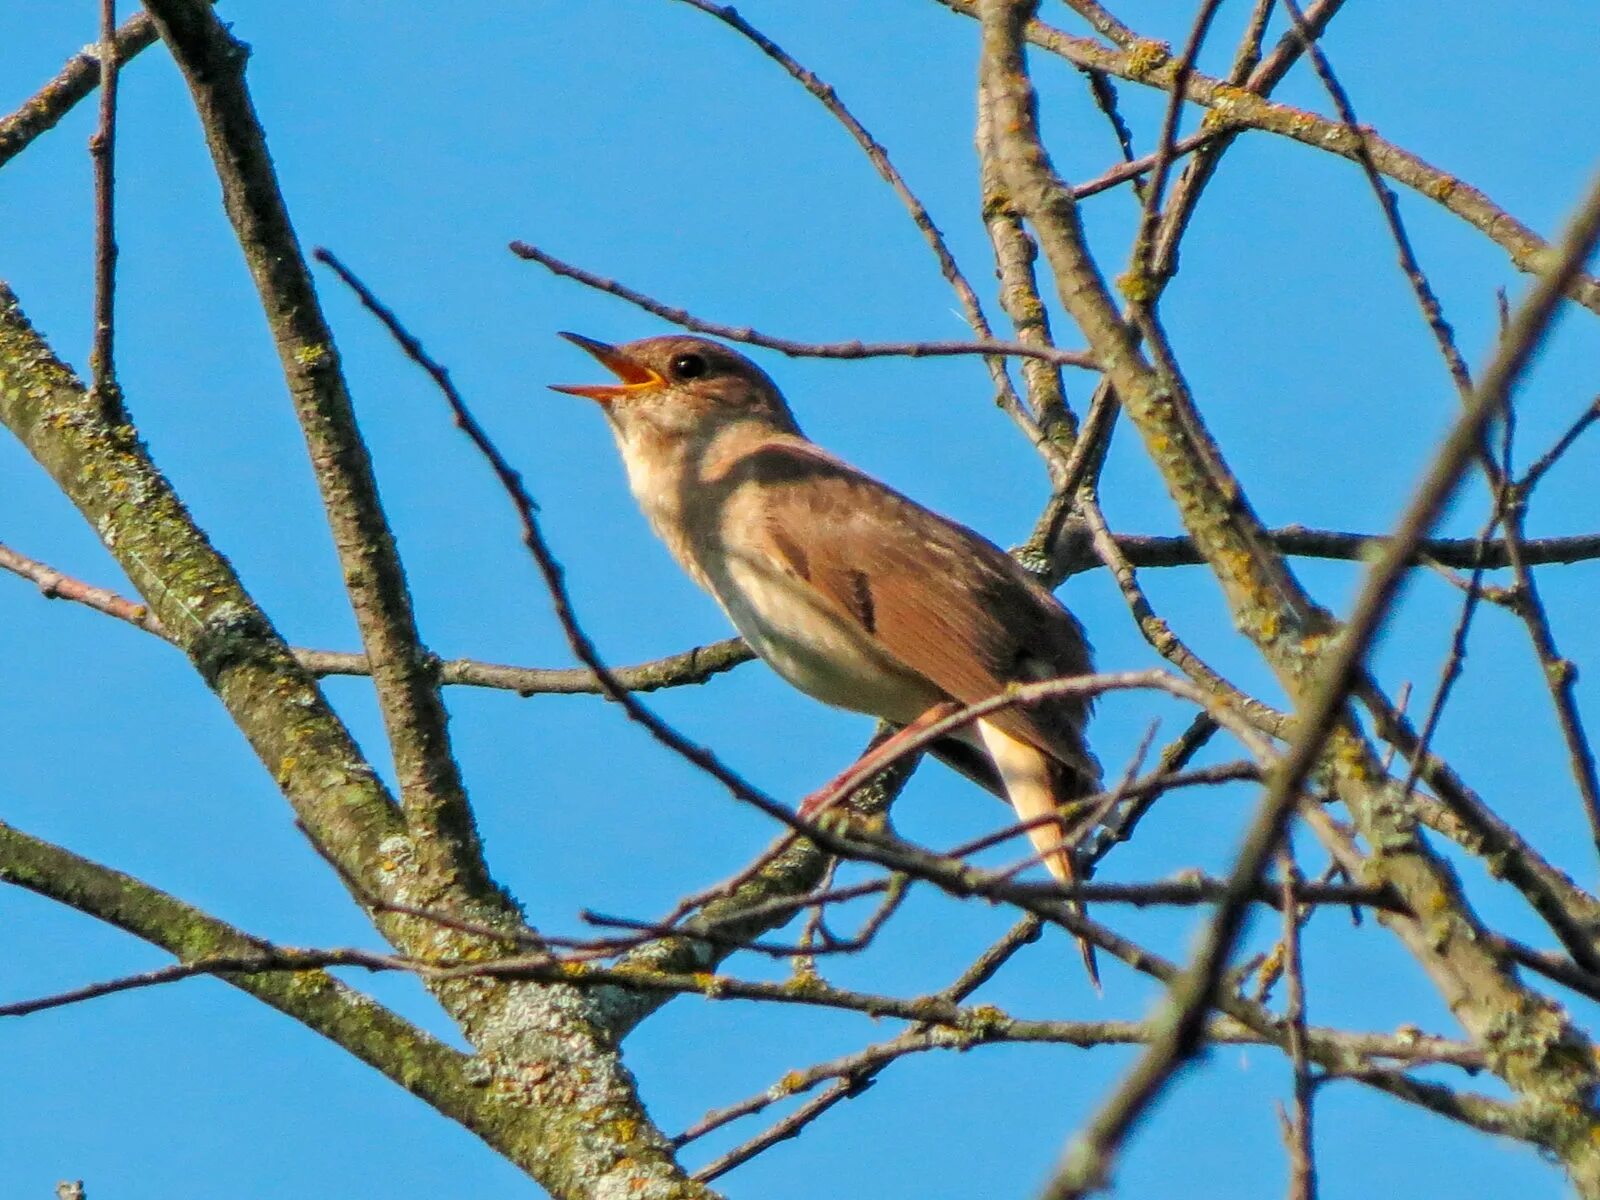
670, 353, 708, 380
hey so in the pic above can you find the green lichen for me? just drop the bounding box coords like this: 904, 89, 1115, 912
1125, 39, 1171, 80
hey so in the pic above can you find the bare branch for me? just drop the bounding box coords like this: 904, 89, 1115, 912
510, 240, 1097, 370
939, 0, 1600, 315
977, 0, 1600, 1191
1128, 0, 1224, 277
1278, 851, 1318, 1200
1523, 396, 1600, 491
0, 277, 714, 1200
1278, 0, 1474, 402
1500, 489, 1600, 855
0, 8, 198, 170
670, 0, 1054, 458
143, 0, 487, 885
88, 0, 121, 412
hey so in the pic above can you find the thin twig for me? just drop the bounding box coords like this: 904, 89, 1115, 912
1062, 0, 1137, 47
1278, 850, 1318, 1200
314, 248, 800, 824
1228, 0, 1278, 83
88, 0, 122, 412
1079, 487, 1290, 737
1130, 0, 1224, 277
1522, 396, 1600, 491
1397, 509, 1502, 803
509, 240, 1096, 370
300, 637, 754, 695
1078, 68, 1146, 201
1085, 712, 1219, 866
670, 0, 1051, 455
1500, 485, 1600, 856
1280, 0, 1474, 401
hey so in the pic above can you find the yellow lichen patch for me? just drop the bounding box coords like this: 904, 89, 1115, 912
1125, 39, 1171, 80
293, 342, 329, 367
1208, 84, 1249, 113
1254, 943, 1286, 995
1257, 609, 1280, 643
1011, 295, 1047, 325
274, 755, 298, 786
961, 1004, 1009, 1038
1426, 175, 1459, 203
780, 972, 820, 997
776, 1069, 807, 1095
981, 189, 1013, 219
693, 971, 727, 997
1546, 659, 1576, 686
1116, 270, 1156, 303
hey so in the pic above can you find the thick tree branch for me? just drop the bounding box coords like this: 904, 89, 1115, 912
939, 0, 1600, 316
977, 3, 1600, 1194
0, 279, 712, 1200
142, 0, 485, 887
0, 819, 557, 1172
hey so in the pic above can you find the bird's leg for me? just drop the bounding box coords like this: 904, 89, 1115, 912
797, 701, 964, 819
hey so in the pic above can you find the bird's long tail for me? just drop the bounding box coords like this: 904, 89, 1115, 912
1033, 822, 1101, 990
975, 719, 1101, 989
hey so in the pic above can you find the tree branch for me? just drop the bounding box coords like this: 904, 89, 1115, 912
938, 0, 1600, 315
0, 8, 199, 170
0, 819, 552, 1171
977, 2, 1600, 1193
143, 0, 487, 887
0, 279, 713, 1200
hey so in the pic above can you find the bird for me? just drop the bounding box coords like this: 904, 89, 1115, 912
553, 332, 1103, 980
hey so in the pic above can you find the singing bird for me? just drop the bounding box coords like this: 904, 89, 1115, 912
554, 333, 1102, 973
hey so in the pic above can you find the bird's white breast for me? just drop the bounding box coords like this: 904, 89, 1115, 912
714, 549, 938, 724
612, 417, 940, 724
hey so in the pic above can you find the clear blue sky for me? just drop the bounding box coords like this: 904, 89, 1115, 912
4, 2, 1598, 1197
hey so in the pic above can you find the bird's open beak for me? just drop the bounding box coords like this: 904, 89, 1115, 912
550, 332, 663, 402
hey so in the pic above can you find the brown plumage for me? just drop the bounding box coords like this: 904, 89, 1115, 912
553, 333, 1102, 981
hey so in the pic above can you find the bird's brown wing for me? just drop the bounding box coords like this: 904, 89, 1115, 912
731, 438, 1101, 790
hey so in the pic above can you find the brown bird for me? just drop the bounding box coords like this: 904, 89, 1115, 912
554, 333, 1102, 978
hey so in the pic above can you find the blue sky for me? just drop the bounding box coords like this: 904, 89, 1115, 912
4, 2, 1599, 1197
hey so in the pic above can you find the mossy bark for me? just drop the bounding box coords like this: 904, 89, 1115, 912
978, 1, 1600, 1190
1, 281, 716, 1199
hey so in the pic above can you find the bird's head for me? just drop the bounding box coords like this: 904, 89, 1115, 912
552, 333, 800, 441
